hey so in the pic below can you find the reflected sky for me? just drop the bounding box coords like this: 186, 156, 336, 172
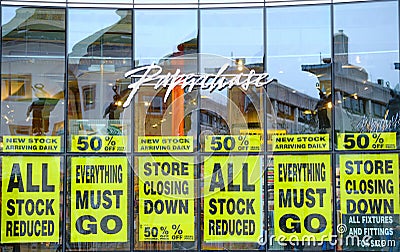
267, 5, 331, 97
200, 8, 263, 61
68, 9, 123, 54
135, 9, 197, 65
335, 2, 399, 89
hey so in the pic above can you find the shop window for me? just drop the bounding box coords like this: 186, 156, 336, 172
200, 110, 212, 126
372, 101, 386, 118
298, 108, 315, 124
277, 101, 294, 120
143, 96, 163, 115
82, 85, 96, 111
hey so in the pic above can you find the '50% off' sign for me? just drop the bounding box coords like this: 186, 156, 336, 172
142, 224, 187, 241
337, 132, 396, 150
71, 135, 127, 152
205, 135, 261, 152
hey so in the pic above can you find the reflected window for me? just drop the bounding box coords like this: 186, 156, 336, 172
82, 85, 96, 111
3, 74, 31, 99
143, 95, 163, 115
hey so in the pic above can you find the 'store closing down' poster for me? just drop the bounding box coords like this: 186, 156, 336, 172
1, 156, 60, 243
71, 157, 128, 242
273, 154, 332, 241
340, 154, 400, 250
138, 156, 195, 241
203, 156, 262, 242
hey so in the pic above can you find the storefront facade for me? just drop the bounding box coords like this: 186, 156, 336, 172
0, 0, 399, 251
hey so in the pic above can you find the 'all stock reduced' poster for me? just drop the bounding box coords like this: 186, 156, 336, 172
1, 156, 60, 243
273, 154, 332, 241
203, 156, 262, 242
138, 156, 195, 241
340, 154, 400, 251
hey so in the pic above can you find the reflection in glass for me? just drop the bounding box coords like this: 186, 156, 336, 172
135, 9, 197, 66
200, 8, 263, 63
199, 55, 264, 153
66, 8, 132, 250
67, 9, 132, 153
134, 9, 197, 145
267, 6, 331, 137
333, 2, 399, 139
267, 5, 331, 137
1, 7, 65, 140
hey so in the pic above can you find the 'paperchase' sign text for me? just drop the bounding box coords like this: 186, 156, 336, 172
123, 63, 272, 108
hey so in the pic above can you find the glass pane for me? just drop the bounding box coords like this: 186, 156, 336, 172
1, 7, 65, 152
334, 1, 400, 152
334, 2, 400, 252
68, 8, 132, 153
200, 8, 264, 155
0, 156, 64, 251
134, 9, 198, 153
267, 5, 332, 152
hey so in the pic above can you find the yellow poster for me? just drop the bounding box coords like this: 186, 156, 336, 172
3, 136, 61, 152
272, 134, 329, 151
340, 154, 399, 214
138, 156, 195, 241
273, 155, 332, 241
203, 156, 261, 242
205, 135, 261, 152
138, 136, 193, 152
71, 135, 128, 152
337, 132, 396, 150
1, 156, 60, 243
70, 157, 128, 242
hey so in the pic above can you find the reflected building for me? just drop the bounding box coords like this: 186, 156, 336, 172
302, 30, 391, 132
266, 82, 319, 134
